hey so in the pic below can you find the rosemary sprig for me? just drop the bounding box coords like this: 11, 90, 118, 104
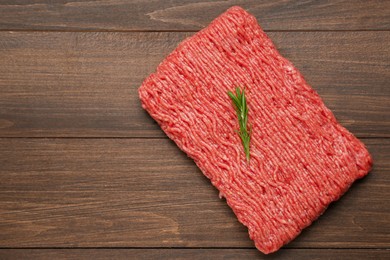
228, 87, 251, 161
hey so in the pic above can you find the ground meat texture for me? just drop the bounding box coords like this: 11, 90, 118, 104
138, 6, 373, 254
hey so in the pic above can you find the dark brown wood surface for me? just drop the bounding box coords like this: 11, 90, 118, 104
0, 31, 388, 138
0, 139, 389, 248
0, 1, 389, 259
0, 0, 389, 31
1, 249, 390, 260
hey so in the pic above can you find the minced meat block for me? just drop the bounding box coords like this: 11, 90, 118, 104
138, 6, 372, 254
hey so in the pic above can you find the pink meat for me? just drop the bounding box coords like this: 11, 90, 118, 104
138, 6, 372, 254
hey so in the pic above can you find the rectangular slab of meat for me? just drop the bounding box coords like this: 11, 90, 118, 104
138, 6, 372, 254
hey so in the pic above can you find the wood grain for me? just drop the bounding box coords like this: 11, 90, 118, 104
0, 249, 389, 260
0, 31, 388, 138
0, 138, 388, 248
0, 1, 389, 31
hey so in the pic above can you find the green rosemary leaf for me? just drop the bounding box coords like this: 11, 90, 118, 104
228, 87, 251, 161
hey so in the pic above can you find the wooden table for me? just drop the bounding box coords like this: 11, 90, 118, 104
0, 1, 389, 259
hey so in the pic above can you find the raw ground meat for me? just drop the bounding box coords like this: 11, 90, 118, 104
138, 6, 372, 254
